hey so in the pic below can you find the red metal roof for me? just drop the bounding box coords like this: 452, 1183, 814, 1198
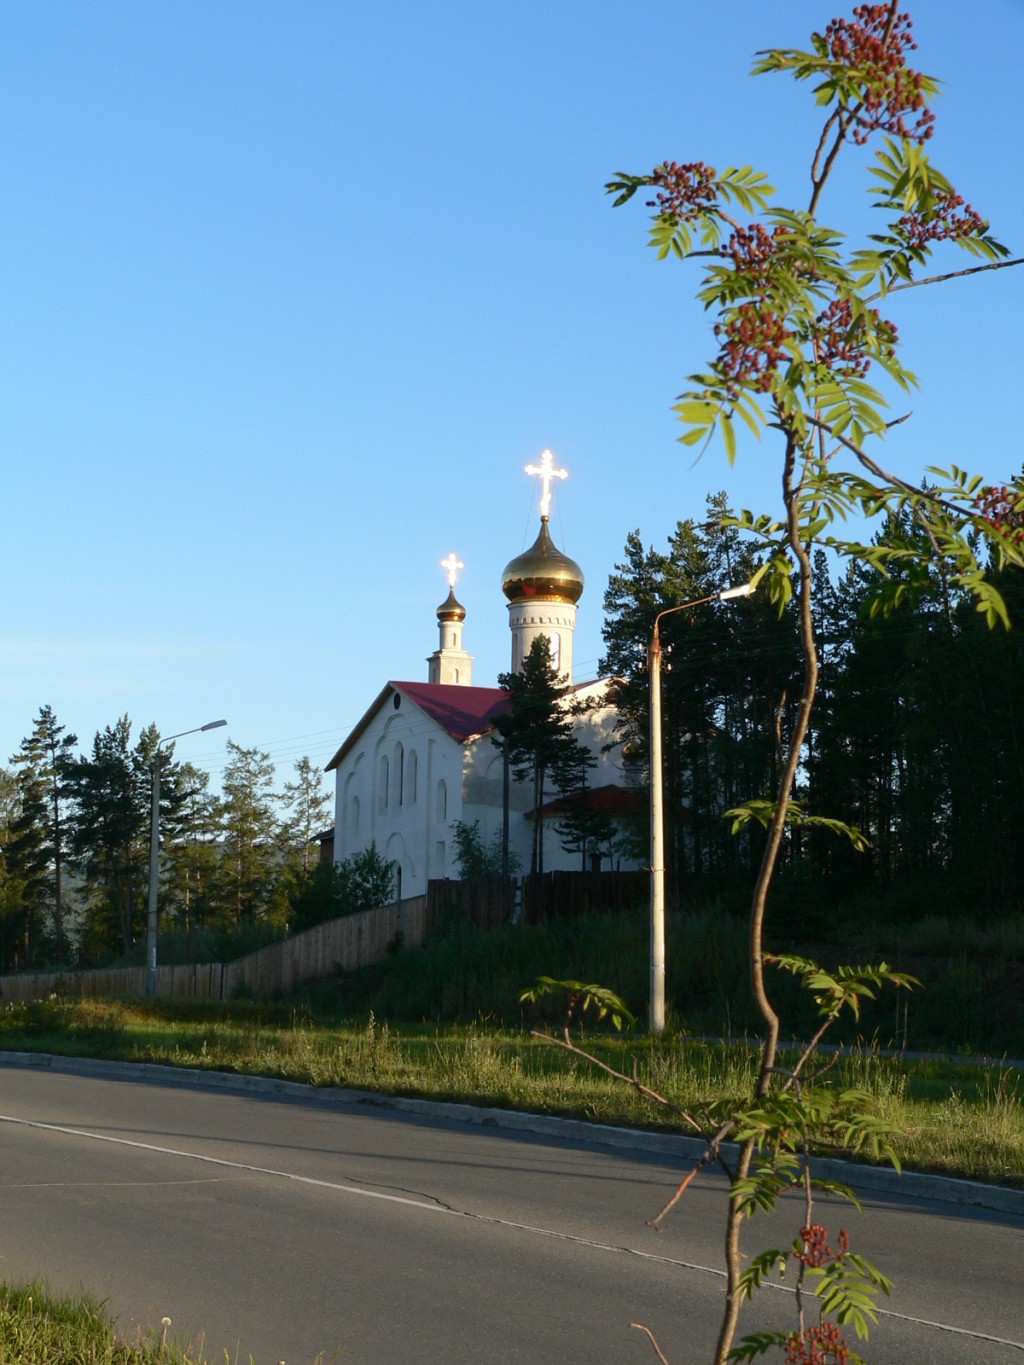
326, 681, 510, 771
395, 681, 510, 742
534, 783, 644, 818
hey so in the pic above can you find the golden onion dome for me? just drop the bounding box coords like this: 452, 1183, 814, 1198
436, 587, 467, 622
501, 518, 584, 605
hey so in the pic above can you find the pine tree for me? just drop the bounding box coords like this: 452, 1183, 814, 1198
0, 766, 32, 971
281, 756, 333, 875
2, 763, 49, 968
599, 499, 801, 905
162, 762, 221, 934
217, 741, 280, 925
68, 718, 166, 959
497, 635, 594, 876
554, 746, 617, 871
8, 705, 79, 965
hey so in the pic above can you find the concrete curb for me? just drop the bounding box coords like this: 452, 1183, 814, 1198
4, 1050, 1023, 1219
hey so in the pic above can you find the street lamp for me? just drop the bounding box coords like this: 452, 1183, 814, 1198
146, 719, 227, 996
648, 584, 755, 1036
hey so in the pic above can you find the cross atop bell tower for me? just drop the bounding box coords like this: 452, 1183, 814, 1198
427, 553, 473, 686
502, 450, 584, 680
440, 552, 464, 588
525, 448, 568, 521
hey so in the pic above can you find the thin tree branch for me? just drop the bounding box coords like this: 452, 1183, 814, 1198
809, 110, 849, 216
770, 1019, 843, 1092
648, 1160, 704, 1231
805, 414, 972, 519
809, 413, 977, 566
530, 1028, 705, 1134
631, 1323, 671, 1364
867, 254, 1024, 304
530, 1028, 741, 1221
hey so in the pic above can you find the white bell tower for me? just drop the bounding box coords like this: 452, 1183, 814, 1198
500, 451, 584, 682
427, 553, 473, 686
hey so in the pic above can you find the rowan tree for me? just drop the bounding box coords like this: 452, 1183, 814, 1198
601, 4, 1022, 1358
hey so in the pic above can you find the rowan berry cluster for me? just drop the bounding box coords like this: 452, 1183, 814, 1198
645, 160, 718, 223
722, 223, 785, 294
794, 1223, 850, 1268
784, 1320, 853, 1365
780, 1227, 856, 1363
813, 297, 897, 377
974, 485, 1024, 546
713, 303, 789, 396
822, 5, 934, 144
898, 191, 986, 249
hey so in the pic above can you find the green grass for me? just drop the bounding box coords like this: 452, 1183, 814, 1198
2, 996, 1022, 1188
0, 1281, 254, 1364
4, 906, 1023, 1190
293, 904, 1024, 1057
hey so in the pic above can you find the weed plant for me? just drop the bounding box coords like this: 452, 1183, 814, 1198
0, 1280, 262, 1363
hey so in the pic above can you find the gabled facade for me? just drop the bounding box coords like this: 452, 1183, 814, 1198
325, 453, 642, 897
326, 682, 508, 896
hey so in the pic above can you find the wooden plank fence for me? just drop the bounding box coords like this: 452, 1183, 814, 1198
425, 876, 515, 929
520, 870, 647, 925
0, 895, 430, 1005
0, 872, 647, 1005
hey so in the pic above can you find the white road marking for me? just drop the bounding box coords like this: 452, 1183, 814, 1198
3, 1112, 1021, 1351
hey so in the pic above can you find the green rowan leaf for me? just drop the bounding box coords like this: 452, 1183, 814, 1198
727, 1332, 789, 1363
967, 575, 1010, 629
718, 164, 776, 214
674, 398, 720, 426
721, 410, 737, 463
677, 424, 712, 448
604, 172, 652, 207
737, 1248, 789, 1300
519, 977, 636, 1031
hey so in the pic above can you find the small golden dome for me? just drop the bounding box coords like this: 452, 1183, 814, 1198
501, 519, 584, 605
436, 587, 467, 622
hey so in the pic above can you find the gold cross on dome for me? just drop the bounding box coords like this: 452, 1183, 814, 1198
525, 449, 568, 520
440, 552, 464, 589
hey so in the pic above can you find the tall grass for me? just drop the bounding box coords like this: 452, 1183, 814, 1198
301, 904, 1024, 1057
0, 1280, 260, 1363
4, 996, 1022, 1186
3, 905, 1022, 1186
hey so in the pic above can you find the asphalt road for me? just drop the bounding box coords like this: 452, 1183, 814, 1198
0, 1061, 1022, 1363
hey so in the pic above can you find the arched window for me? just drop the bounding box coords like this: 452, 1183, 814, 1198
394, 741, 404, 807
378, 754, 389, 812
436, 778, 447, 823
407, 750, 418, 805
343, 770, 360, 845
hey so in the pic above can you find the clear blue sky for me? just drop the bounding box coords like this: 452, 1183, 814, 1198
2, 1, 1021, 792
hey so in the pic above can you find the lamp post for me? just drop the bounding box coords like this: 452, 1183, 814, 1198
146, 719, 227, 997
648, 584, 754, 1036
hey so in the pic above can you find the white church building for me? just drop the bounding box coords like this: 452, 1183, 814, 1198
325, 452, 640, 896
